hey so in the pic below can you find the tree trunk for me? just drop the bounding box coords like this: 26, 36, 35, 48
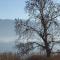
45, 42, 51, 57
41, 12, 51, 57
44, 25, 51, 57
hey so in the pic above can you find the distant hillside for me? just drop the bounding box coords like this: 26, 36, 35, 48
0, 19, 17, 53
0, 19, 15, 37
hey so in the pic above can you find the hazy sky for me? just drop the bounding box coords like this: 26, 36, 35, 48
0, 0, 27, 19
0, 0, 60, 19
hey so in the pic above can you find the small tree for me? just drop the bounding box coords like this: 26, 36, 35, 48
15, 0, 60, 57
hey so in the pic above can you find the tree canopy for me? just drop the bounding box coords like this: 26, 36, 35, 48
15, 0, 60, 57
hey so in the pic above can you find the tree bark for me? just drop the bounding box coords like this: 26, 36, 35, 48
45, 41, 51, 57
44, 26, 51, 57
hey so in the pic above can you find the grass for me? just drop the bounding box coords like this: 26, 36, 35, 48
0, 52, 20, 60
26, 54, 60, 60
0, 52, 60, 60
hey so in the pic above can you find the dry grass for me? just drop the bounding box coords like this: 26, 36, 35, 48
0, 53, 60, 60
26, 54, 60, 60
26, 55, 47, 60
0, 52, 20, 60
47, 54, 60, 60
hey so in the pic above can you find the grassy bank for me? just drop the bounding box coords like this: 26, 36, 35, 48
0, 52, 60, 60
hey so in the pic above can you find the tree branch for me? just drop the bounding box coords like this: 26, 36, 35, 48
32, 42, 45, 48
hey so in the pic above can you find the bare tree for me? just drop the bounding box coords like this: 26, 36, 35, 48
15, 0, 60, 57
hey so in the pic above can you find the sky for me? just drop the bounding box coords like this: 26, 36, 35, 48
0, 0, 27, 19
0, 0, 60, 19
